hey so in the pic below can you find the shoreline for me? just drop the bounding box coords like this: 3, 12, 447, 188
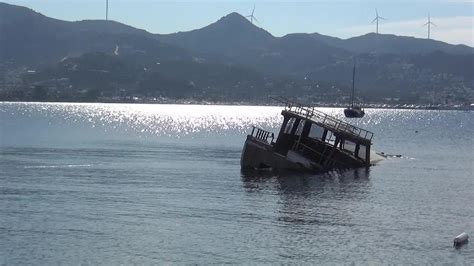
0, 99, 472, 111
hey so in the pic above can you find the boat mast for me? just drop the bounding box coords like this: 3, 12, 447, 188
351, 64, 356, 108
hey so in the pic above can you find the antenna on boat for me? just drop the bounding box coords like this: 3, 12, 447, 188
371, 8, 386, 34
422, 13, 436, 39
246, 5, 258, 24
106, 0, 109, 21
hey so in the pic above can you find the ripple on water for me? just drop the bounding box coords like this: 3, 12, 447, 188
0, 102, 473, 264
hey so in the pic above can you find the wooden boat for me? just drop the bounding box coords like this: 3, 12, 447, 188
241, 97, 376, 173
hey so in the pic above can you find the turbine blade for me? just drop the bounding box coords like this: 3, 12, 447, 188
371, 17, 377, 23
252, 5, 255, 15
379, 16, 386, 20
422, 22, 429, 27
431, 22, 437, 27
253, 16, 259, 23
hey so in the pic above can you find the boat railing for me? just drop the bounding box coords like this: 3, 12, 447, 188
250, 126, 275, 144
272, 97, 373, 142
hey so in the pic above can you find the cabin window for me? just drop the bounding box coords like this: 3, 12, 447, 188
357, 145, 367, 159
284, 118, 296, 134
342, 140, 356, 154
295, 121, 305, 136
308, 124, 324, 140
325, 131, 336, 143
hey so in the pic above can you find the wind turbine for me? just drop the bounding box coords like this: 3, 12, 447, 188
246, 5, 258, 24
371, 9, 386, 34
422, 13, 436, 39
106, 0, 109, 21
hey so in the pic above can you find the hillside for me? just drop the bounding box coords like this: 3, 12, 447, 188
18, 52, 344, 102
0, 2, 473, 105
0, 2, 187, 65
156, 12, 275, 59
310, 32, 473, 55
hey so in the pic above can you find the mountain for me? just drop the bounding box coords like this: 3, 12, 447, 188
156, 13, 351, 77
1, 2, 473, 104
255, 33, 351, 77
306, 51, 474, 94
156, 12, 275, 59
0, 2, 188, 65
155, 12, 473, 80
311, 32, 474, 55
0, 3, 148, 35
18, 52, 305, 102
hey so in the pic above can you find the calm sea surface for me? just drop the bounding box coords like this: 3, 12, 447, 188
0, 102, 473, 264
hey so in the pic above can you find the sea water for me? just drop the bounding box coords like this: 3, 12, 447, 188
0, 102, 473, 264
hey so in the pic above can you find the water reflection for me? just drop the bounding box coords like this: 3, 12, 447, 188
241, 168, 372, 226
241, 167, 371, 193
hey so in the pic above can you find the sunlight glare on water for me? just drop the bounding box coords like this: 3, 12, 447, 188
0, 102, 473, 264
7, 102, 284, 136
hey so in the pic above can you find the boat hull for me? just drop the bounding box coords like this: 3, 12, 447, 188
240, 135, 369, 173
344, 108, 365, 118
240, 136, 309, 171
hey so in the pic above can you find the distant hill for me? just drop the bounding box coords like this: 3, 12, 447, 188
0, 2, 188, 65
156, 12, 275, 59
20, 52, 311, 101
306, 51, 474, 94
0, 2, 473, 104
0, 3, 148, 35
310, 32, 474, 55
154, 12, 472, 90
156, 13, 351, 76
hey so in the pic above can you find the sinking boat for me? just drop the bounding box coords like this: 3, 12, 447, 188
241, 98, 377, 172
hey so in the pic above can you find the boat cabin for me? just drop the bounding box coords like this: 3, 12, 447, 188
241, 98, 374, 172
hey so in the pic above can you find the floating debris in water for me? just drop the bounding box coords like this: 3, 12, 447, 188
453, 232, 469, 248
376, 152, 402, 158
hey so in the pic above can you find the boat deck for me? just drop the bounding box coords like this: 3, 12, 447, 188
273, 97, 373, 144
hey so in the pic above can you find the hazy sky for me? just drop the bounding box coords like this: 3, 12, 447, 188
4, 0, 474, 46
